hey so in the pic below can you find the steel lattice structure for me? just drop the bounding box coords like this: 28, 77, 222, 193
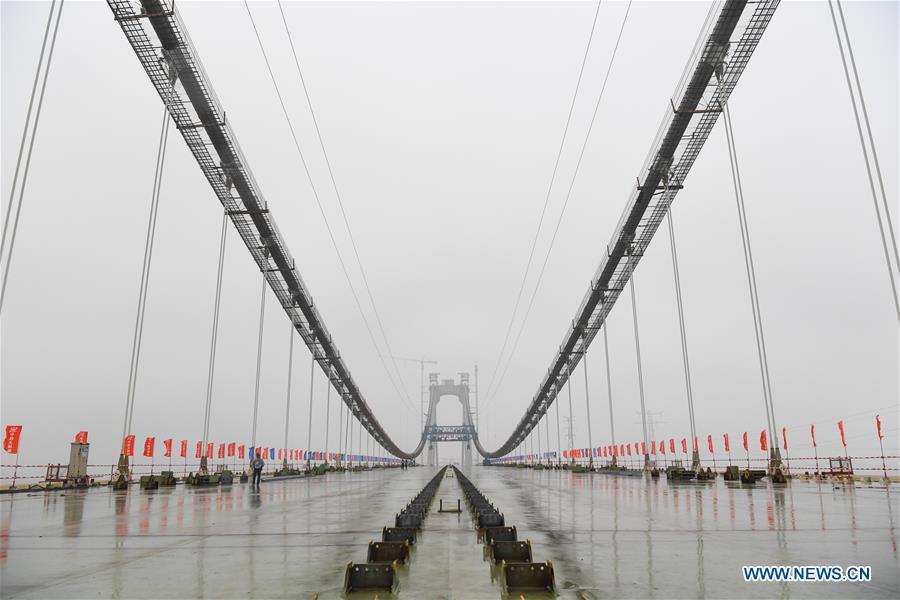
107, 0, 419, 459
108, 0, 778, 461
474, 0, 780, 459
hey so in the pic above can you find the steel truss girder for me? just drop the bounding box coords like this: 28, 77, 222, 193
473, 0, 780, 459
108, 0, 421, 459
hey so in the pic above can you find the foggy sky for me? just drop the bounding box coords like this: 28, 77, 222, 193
2, 1, 898, 472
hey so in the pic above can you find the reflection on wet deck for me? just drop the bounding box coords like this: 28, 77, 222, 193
0, 467, 897, 598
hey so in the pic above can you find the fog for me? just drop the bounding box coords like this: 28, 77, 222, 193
2, 1, 897, 473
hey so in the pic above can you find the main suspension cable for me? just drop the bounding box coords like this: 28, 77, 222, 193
482, 1, 603, 403
276, 0, 415, 411
485, 0, 633, 408
241, 1, 416, 417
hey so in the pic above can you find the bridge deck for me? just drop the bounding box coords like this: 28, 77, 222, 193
0, 467, 897, 598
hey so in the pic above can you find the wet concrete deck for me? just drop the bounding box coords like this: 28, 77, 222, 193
1, 466, 897, 598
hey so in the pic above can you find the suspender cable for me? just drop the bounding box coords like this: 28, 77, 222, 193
582, 343, 594, 466
630, 276, 650, 469
250, 273, 267, 450
566, 356, 575, 462
536, 412, 543, 463
121, 108, 170, 459
602, 323, 616, 464
667, 209, 698, 467
723, 104, 780, 463
201, 211, 228, 468
1, 0, 57, 267
554, 383, 562, 464
834, 0, 898, 270
827, 0, 900, 321
545, 407, 552, 463
282, 325, 295, 469
0, 0, 64, 314
324, 376, 332, 463
346, 405, 353, 464
337, 393, 344, 465
306, 353, 315, 466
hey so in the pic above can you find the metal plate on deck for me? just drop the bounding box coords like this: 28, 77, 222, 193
502, 560, 556, 593
491, 540, 532, 564
382, 526, 416, 544
484, 526, 517, 544
344, 560, 397, 592
477, 511, 504, 528
367, 540, 410, 564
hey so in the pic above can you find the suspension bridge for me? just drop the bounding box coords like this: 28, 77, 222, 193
1, 0, 898, 597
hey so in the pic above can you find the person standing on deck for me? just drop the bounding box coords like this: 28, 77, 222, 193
251, 452, 265, 488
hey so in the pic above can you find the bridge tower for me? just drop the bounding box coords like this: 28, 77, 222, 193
424, 373, 475, 467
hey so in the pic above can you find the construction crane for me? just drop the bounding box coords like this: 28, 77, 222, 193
389, 356, 438, 433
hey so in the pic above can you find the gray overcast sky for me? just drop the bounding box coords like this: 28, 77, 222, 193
1, 1, 897, 470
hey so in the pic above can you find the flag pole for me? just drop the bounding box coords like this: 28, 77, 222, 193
11, 451, 19, 490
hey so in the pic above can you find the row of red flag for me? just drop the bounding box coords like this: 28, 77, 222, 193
2, 428, 358, 462
1, 416, 887, 456
554, 417, 884, 460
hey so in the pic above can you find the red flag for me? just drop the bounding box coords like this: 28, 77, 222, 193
163, 439, 173, 458
123, 434, 135, 457
838, 420, 846, 448
651, 440, 656, 455
810, 424, 817, 448
877, 415, 884, 440
707, 434, 714, 454
693, 436, 699, 453
742, 431, 748, 452
180, 440, 187, 458
216, 444, 224, 459
759, 430, 767, 452
660, 441, 666, 455
723, 433, 730, 452
206, 443, 213, 459
3, 426, 22, 454
669, 439, 675, 454
228, 442, 235, 457
641, 441, 646, 455
626, 444, 632, 456
562, 450, 567, 459
238, 445, 245, 459
143, 436, 155, 458
681, 438, 688, 454
278, 448, 283, 460
781, 427, 788, 451
74, 431, 88, 444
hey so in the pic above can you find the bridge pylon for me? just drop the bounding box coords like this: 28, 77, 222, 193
423, 374, 477, 467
